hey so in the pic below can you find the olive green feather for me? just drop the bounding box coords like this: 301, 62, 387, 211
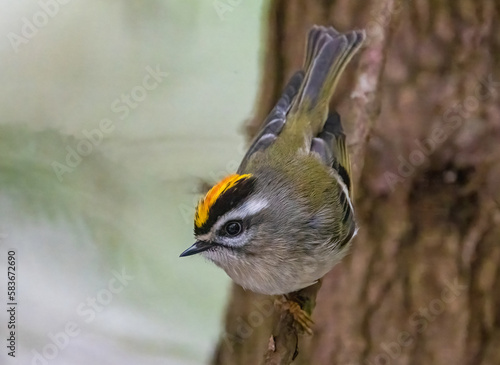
281, 26, 365, 145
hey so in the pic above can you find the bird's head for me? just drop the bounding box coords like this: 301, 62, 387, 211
180, 174, 272, 264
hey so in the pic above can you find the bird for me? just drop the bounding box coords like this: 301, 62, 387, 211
180, 25, 365, 332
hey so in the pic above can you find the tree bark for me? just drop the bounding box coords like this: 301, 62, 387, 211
211, 0, 500, 364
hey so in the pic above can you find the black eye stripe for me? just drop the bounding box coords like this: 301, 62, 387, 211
194, 177, 256, 235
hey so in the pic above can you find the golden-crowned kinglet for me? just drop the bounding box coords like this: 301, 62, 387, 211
180, 26, 365, 296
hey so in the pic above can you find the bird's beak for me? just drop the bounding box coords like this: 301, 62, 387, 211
179, 240, 212, 257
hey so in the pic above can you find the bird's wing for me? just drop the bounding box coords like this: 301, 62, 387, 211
310, 111, 352, 197
238, 71, 304, 173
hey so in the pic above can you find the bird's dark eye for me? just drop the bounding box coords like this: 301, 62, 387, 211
224, 221, 243, 236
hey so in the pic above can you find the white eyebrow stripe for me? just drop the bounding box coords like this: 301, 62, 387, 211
212, 198, 269, 232
240, 198, 269, 215
194, 198, 270, 240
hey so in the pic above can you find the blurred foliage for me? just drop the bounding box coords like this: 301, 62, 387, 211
0, 1, 265, 364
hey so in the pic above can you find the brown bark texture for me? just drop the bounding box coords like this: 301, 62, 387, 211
211, 0, 500, 364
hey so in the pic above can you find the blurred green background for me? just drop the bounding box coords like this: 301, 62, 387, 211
0, 1, 266, 364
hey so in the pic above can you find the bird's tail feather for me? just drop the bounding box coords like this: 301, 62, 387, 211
289, 26, 365, 134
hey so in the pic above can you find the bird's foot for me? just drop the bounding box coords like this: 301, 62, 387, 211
275, 296, 314, 335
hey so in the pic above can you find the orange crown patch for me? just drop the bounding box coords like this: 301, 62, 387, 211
195, 174, 252, 228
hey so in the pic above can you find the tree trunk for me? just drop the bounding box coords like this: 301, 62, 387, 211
212, 0, 500, 364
